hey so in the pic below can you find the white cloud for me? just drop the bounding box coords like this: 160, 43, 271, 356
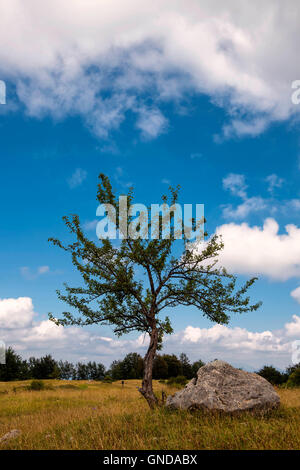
1, 1, 300, 139
22, 320, 66, 344
135, 107, 168, 139
181, 324, 281, 352
214, 218, 300, 281
38, 266, 50, 275
289, 199, 300, 211
219, 117, 269, 141
1, 295, 300, 370
168, 319, 297, 369
0, 297, 35, 329
221, 174, 300, 220
20, 265, 50, 280
265, 174, 284, 194
222, 196, 267, 219
291, 287, 300, 305
67, 168, 87, 189
284, 314, 300, 337
0, 296, 150, 364
223, 173, 247, 199
0, 296, 299, 369
222, 173, 267, 219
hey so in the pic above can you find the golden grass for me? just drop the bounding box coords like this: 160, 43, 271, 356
0, 379, 300, 450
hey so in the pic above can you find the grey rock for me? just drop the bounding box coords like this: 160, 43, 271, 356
166, 360, 280, 412
0, 429, 21, 443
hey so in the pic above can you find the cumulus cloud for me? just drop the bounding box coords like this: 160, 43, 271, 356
0, 296, 150, 363
168, 318, 299, 369
284, 314, 300, 337
0, 296, 299, 369
214, 218, 300, 281
0, 1, 299, 139
0, 297, 35, 329
181, 324, 281, 352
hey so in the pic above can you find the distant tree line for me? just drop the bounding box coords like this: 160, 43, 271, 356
109, 353, 204, 381
257, 364, 300, 388
0, 348, 106, 381
0, 348, 204, 382
1, 347, 300, 387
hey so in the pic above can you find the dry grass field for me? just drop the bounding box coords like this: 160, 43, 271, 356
0, 379, 300, 450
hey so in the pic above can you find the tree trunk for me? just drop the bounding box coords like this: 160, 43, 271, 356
139, 327, 159, 409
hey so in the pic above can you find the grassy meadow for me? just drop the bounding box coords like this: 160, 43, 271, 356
0, 379, 300, 450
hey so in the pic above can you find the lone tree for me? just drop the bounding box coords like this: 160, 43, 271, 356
49, 174, 261, 408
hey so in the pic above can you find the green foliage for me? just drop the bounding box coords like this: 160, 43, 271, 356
0, 347, 30, 381
58, 360, 77, 380
120, 353, 144, 379
109, 360, 123, 380
160, 354, 182, 378
179, 353, 193, 379
48, 173, 261, 343
29, 380, 45, 391
75, 361, 106, 380
29, 355, 60, 380
153, 355, 168, 379
286, 368, 300, 388
49, 365, 61, 379
109, 353, 144, 380
153, 354, 205, 380
257, 365, 287, 385
191, 359, 205, 377
286, 363, 300, 376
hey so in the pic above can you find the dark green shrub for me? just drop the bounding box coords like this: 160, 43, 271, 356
167, 375, 188, 386
29, 379, 45, 391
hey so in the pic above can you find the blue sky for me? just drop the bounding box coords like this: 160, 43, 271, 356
1, 1, 300, 369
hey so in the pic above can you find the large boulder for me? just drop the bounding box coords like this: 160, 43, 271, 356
166, 360, 280, 412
